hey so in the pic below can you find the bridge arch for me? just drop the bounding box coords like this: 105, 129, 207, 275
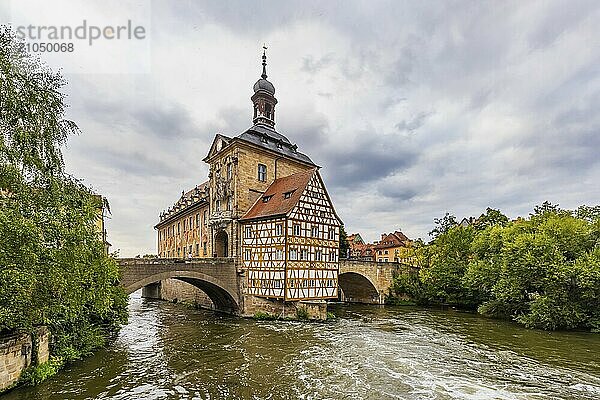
125, 270, 239, 313
338, 272, 381, 304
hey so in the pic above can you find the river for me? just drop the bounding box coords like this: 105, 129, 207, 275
4, 292, 600, 400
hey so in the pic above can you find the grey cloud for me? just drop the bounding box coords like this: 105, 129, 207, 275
323, 131, 418, 189
86, 148, 182, 178
79, 97, 200, 140
55, 1, 600, 253
526, 1, 597, 49
395, 112, 433, 133
301, 53, 335, 74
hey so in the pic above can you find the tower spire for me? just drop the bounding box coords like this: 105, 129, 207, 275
261, 45, 268, 79
252, 46, 277, 127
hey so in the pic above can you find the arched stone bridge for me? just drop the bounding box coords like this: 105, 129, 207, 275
118, 258, 241, 313
338, 260, 416, 304
118, 258, 416, 314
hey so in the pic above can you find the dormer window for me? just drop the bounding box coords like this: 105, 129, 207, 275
262, 195, 273, 203
283, 190, 295, 199
260, 134, 268, 144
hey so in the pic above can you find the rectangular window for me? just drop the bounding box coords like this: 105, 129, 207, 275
216, 200, 221, 212
275, 224, 283, 236
204, 210, 207, 225
311, 225, 319, 237
384, 250, 388, 255
196, 243, 199, 255
328, 228, 335, 240
300, 249, 308, 260
258, 164, 267, 182
203, 242, 207, 255
329, 251, 336, 262
315, 250, 322, 261
227, 163, 233, 179
245, 226, 252, 238
293, 224, 300, 236
227, 196, 232, 211
289, 248, 298, 260
276, 248, 283, 260
177, 222, 180, 234
244, 249, 251, 261
196, 213, 200, 226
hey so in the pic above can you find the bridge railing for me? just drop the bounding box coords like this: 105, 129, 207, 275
118, 257, 235, 266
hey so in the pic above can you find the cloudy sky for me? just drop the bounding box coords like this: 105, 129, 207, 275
3, 1, 599, 256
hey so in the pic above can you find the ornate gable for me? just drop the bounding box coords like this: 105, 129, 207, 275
203, 134, 232, 162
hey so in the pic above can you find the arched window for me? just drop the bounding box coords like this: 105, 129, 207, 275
265, 103, 272, 119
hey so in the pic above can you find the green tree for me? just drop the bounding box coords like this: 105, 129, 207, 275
474, 207, 509, 230
339, 224, 350, 259
389, 204, 600, 332
0, 27, 127, 378
419, 225, 476, 307
428, 212, 458, 240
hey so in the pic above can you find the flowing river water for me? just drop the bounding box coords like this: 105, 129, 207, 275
4, 292, 600, 400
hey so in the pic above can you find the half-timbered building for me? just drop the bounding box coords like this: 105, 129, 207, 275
154, 49, 342, 309
240, 168, 341, 301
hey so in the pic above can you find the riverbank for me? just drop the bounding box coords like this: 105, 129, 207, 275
3, 294, 600, 399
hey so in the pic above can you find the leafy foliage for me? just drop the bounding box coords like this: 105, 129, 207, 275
390, 204, 600, 331
339, 224, 350, 259
0, 26, 127, 371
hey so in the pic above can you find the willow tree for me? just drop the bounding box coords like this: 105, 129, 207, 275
0, 27, 127, 367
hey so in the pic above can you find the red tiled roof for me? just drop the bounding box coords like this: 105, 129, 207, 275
240, 168, 316, 221
373, 231, 411, 249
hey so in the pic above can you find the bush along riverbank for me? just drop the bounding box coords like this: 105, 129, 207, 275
388, 203, 600, 332
0, 27, 128, 391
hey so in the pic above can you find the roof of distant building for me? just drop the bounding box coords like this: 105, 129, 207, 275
373, 231, 411, 249
347, 233, 365, 244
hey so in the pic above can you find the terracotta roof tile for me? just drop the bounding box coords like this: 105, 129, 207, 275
240, 169, 316, 221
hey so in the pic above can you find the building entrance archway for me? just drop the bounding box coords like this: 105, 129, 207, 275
215, 230, 228, 257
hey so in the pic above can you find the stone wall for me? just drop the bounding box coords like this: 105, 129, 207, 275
0, 327, 50, 392
242, 295, 327, 320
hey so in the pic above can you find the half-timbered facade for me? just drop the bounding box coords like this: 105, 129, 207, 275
240, 168, 341, 301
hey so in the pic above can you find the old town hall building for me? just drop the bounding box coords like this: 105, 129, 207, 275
155, 51, 342, 302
